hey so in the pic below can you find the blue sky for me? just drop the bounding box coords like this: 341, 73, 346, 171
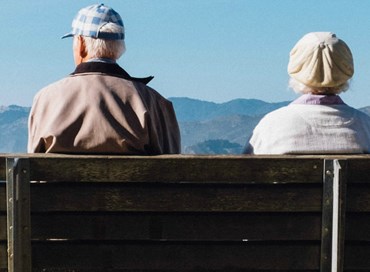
2, 0, 370, 108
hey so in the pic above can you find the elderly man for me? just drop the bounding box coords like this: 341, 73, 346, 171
28, 4, 180, 154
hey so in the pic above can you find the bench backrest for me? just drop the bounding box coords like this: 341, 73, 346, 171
0, 154, 367, 271
342, 158, 370, 270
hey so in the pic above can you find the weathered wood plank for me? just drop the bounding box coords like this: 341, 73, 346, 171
30, 212, 321, 241
29, 183, 323, 212
0, 244, 6, 269
0, 215, 5, 241
347, 185, 370, 212
346, 213, 370, 240
0, 156, 5, 181
347, 159, 370, 183
0, 185, 5, 269
29, 270, 320, 272
26, 156, 323, 183
30, 242, 320, 270
344, 244, 370, 270
0, 184, 5, 212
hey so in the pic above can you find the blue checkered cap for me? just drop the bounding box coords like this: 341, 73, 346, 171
62, 4, 124, 40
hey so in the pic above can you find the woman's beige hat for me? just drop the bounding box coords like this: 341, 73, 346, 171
288, 32, 354, 88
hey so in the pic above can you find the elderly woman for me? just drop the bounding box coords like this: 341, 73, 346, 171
245, 32, 370, 154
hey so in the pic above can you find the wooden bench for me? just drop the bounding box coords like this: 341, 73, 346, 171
0, 154, 369, 271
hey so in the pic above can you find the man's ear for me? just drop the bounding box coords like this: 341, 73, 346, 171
78, 36, 88, 59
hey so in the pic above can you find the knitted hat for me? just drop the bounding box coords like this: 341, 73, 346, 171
62, 4, 124, 40
288, 32, 354, 88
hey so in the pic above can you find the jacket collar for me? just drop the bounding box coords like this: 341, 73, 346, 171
71, 62, 154, 85
290, 93, 346, 105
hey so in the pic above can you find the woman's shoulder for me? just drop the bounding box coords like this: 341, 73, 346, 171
259, 104, 299, 122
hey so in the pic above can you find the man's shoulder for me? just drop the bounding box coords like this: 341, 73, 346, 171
35, 76, 71, 99
40, 74, 78, 91
132, 81, 172, 106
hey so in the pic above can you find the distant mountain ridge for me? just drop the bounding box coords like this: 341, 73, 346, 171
1, 98, 370, 154
169, 97, 290, 122
0, 105, 30, 153
180, 114, 261, 150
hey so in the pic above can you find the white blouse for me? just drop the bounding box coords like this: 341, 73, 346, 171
245, 95, 370, 154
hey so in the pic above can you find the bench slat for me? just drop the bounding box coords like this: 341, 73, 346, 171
28, 157, 323, 183
0, 215, 5, 241
0, 157, 5, 181
29, 213, 321, 241
0, 184, 4, 212
344, 244, 370, 269
0, 244, 6, 269
28, 183, 322, 212
347, 159, 370, 183
347, 185, 370, 212
29, 242, 320, 271
346, 213, 370, 240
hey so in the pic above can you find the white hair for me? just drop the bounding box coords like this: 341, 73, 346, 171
82, 23, 126, 60
288, 77, 350, 95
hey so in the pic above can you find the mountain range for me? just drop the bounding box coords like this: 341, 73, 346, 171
1, 98, 369, 154
0, 105, 29, 153
170, 97, 289, 121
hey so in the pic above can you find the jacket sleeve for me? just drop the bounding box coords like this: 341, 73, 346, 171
153, 99, 181, 154
27, 90, 59, 153
134, 82, 181, 154
27, 95, 45, 153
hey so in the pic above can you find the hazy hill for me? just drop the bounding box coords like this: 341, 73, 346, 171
180, 114, 262, 150
169, 98, 290, 153
359, 106, 370, 116
0, 98, 290, 154
0, 98, 280, 154
0, 105, 30, 153
170, 97, 289, 122
185, 139, 243, 154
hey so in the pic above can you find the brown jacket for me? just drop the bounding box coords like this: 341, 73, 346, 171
28, 62, 181, 154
